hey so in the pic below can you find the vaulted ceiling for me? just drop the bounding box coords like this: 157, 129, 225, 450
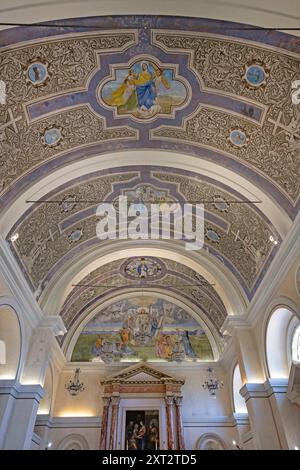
1, 15, 299, 354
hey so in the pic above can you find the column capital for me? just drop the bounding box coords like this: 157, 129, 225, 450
220, 315, 252, 336
111, 396, 120, 406
102, 397, 111, 407
165, 396, 174, 406
37, 315, 66, 337
174, 396, 183, 407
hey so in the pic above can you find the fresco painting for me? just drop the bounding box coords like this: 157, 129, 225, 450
101, 60, 187, 119
71, 297, 213, 362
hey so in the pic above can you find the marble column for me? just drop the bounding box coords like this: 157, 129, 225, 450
174, 396, 185, 450
109, 396, 120, 450
165, 396, 174, 450
99, 397, 110, 450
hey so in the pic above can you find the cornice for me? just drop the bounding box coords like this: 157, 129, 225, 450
101, 362, 185, 385
62, 360, 220, 373
240, 379, 289, 401
35, 414, 101, 428
38, 315, 66, 337
0, 379, 44, 400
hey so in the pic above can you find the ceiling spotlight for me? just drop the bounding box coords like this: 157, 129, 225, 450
232, 440, 237, 446
47, 441, 52, 448
10, 233, 19, 242
295, 446, 299, 450
269, 235, 278, 245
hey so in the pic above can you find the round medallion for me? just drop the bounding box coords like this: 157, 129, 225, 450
244, 63, 268, 88
213, 196, 229, 212
206, 229, 220, 243
122, 257, 165, 280
42, 127, 62, 147
68, 228, 83, 243
25, 60, 49, 87
60, 195, 76, 213
229, 129, 247, 148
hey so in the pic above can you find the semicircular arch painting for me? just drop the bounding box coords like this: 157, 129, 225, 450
71, 297, 213, 363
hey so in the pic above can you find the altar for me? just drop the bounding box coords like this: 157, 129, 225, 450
99, 363, 185, 450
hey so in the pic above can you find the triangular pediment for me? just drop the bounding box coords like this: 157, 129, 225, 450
101, 362, 184, 385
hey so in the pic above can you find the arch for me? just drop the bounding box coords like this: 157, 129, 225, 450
265, 305, 298, 379
196, 433, 227, 450
65, 287, 221, 361
37, 364, 53, 415
232, 363, 247, 414
42, 241, 246, 319
57, 434, 89, 450
2, 151, 289, 240
0, 303, 21, 380
1, 2, 300, 39
0, 296, 27, 381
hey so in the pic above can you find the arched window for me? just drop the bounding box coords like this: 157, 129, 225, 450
232, 364, 247, 414
266, 307, 295, 378
292, 324, 300, 363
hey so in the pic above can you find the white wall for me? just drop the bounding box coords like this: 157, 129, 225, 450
35, 362, 244, 450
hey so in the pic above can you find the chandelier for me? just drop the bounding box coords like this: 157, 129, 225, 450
65, 368, 85, 396
202, 367, 224, 398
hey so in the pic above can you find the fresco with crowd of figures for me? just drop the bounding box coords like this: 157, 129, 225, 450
71, 297, 213, 363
